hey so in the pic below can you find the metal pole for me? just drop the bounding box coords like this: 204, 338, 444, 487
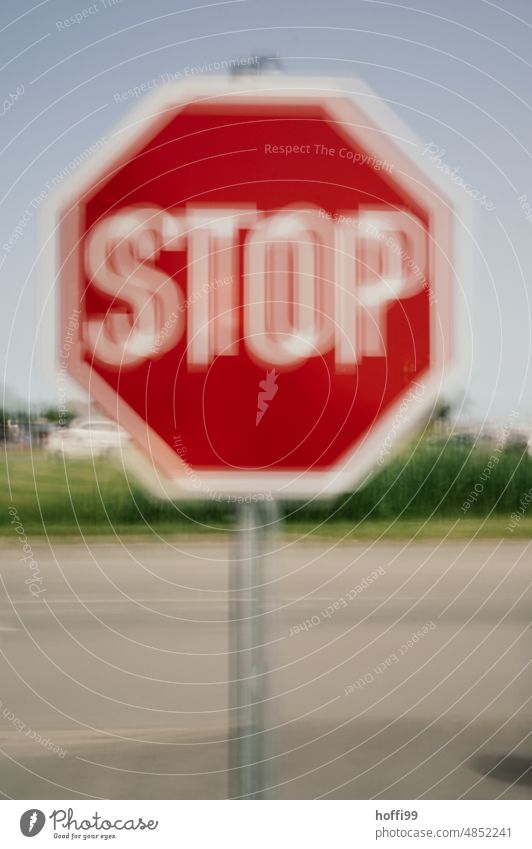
229, 499, 279, 799
228, 52, 283, 801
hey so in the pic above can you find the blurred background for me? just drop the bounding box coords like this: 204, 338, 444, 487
1, 0, 532, 801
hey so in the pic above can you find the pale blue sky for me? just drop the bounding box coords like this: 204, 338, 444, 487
1, 0, 531, 423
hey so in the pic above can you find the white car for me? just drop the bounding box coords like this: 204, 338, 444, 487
46, 418, 130, 459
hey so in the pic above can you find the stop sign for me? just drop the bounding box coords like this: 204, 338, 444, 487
53, 77, 454, 499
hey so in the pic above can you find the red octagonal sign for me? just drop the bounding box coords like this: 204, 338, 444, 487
52, 77, 454, 499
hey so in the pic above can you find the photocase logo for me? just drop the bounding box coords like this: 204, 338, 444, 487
256, 369, 279, 425
20, 809, 45, 837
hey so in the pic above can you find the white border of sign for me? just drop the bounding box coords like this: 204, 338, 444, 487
42, 75, 470, 501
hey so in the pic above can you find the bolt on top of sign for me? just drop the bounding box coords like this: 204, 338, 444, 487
54, 76, 455, 499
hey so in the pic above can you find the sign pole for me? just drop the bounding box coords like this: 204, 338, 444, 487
229, 499, 278, 799
228, 56, 280, 801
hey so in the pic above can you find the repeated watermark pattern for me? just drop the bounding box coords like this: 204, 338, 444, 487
1, 85, 24, 118
1, 0, 530, 807
113, 56, 261, 103
172, 435, 272, 503
377, 381, 426, 466
344, 621, 436, 694
318, 208, 433, 305
7, 507, 46, 597
265, 142, 394, 172
0, 700, 66, 758
461, 410, 519, 513
517, 194, 532, 224
289, 566, 385, 637
55, 0, 124, 31
256, 369, 279, 425
421, 143, 495, 211
3, 137, 107, 256
57, 308, 81, 427
151, 273, 233, 356
506, 488, 532, 533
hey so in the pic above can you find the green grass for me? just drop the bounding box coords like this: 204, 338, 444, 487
1, 450, 234, 536
285, 517, 532, 541
1, 442, 531, 539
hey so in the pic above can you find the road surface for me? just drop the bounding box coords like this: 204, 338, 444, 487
0, 535, 531, 799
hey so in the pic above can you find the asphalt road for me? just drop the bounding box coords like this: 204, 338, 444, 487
0, 535, 531, 799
